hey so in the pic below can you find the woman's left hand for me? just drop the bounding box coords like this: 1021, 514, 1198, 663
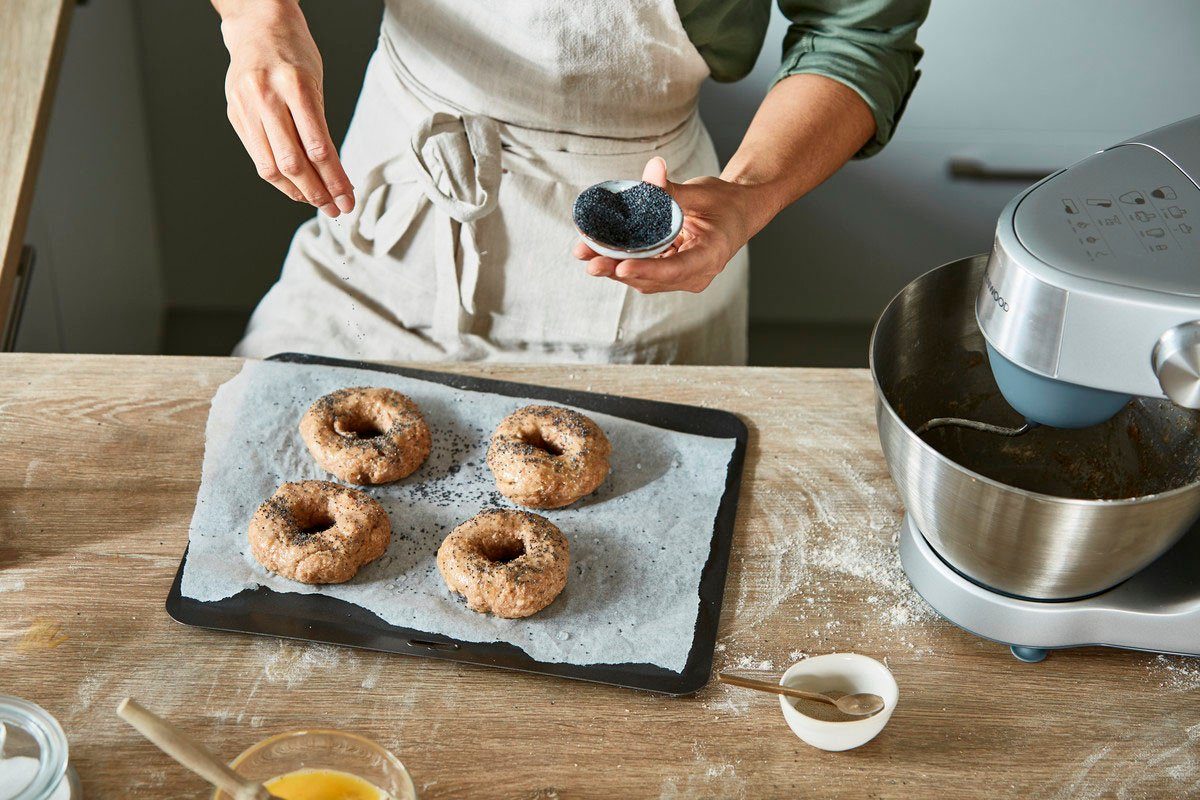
573, 157, 759, 294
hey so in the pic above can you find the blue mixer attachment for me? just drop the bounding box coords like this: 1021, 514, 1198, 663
985, 343, 1132, 429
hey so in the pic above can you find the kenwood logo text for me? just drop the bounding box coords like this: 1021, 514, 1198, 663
985, 274, 1009, 312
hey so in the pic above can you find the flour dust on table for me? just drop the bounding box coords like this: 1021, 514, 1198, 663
181, 360, 736, 672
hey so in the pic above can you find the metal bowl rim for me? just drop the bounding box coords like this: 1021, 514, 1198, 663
868, 254, 1200, 507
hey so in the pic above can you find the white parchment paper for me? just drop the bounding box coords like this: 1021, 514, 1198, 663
181, 361, 736, 672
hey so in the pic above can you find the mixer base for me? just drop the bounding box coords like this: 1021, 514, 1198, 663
898, 515, 1200, 660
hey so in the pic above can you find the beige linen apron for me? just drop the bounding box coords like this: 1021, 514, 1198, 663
234, 0, 749, 364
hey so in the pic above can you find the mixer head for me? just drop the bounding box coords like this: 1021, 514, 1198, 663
973, 115, 1200, 430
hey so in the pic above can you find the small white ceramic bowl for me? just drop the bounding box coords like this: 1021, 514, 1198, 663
778, 653, 899, 751
574, 179, 684, 260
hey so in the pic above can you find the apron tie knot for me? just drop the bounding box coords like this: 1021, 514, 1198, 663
408, 112, 501, 222
350, 111, 502, 350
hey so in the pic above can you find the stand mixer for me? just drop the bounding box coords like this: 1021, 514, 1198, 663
870, 115, 1200, 662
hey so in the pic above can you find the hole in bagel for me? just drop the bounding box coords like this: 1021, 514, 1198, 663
522, 428, 564, 457
479, 538, 527, 564
334, 414, 387, 440
290, 507, 336, 543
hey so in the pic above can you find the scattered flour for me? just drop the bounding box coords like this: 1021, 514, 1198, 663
730, 488, 809, 634
705, 764, 736, 779
701, 685, 750, 718
731, 655, 773, 671
657, 743, 745, 800
804, 475, 937, 630
1148, 655, 1200, 691
1051, 722, 1200, 799
254, 640, 356, 689
0, 577, 25, 593
359, 659, 385, 690
1052, 746, 1111, 800
777, 455, 939, 654
73, 674, 105, 714
723, 442, 944, 662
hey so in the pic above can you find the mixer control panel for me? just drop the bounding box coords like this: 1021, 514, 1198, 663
1014, 144, 1200, 296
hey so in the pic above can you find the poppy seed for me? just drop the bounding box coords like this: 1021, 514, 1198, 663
573, 181, 674, 249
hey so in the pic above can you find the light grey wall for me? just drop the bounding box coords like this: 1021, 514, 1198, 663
133, 0, 381, 313
703, 0, 1200, 324
19, 0, 163, 353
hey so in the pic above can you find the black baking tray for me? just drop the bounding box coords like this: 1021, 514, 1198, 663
166, 352, 748, 695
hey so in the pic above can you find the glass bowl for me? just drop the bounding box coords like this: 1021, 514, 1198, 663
212, 730, 416, 800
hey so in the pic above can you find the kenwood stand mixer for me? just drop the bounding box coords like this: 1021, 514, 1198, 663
870, 115, 1200, 662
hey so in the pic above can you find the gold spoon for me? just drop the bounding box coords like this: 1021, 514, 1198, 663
117, 698, 283, 800
718, 673, 885, 717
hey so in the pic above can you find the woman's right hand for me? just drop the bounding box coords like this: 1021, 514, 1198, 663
215, 0, 353, 217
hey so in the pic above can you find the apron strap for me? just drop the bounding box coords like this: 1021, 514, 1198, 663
349, 111, 502, 350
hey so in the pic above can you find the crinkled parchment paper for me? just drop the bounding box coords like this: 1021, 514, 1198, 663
182, 360, 736, 672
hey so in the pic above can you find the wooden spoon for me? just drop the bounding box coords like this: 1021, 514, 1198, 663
116, 698, 282, 800
718, 673, 885, 717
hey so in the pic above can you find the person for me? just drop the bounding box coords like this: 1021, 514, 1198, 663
218, 0, 927, 365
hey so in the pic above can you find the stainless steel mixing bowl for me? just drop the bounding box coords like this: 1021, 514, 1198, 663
871, 254, 1200, 599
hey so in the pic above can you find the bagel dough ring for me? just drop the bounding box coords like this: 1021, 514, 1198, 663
300, 387, 432, 485
249, 480, 391, 584
486, 405, 611, 509
436, 509, 569, 618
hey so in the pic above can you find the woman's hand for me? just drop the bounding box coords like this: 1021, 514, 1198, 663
573, 158, 759, 294
216, 0, 353, 217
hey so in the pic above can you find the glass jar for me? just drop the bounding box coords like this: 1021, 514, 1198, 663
0, 696, 80, 800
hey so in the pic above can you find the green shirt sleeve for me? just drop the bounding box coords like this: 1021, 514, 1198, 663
774, 0, 929, 157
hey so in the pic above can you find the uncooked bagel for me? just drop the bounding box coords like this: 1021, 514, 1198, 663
248, 480, 391, 584
486, 405, 610, 508
300, 387, 431, 485
436, 508, 569, 618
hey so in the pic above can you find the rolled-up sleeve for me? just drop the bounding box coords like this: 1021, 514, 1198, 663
774, 0, 929, 157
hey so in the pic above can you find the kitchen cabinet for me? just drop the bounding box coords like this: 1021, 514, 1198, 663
16, 0, 163, 353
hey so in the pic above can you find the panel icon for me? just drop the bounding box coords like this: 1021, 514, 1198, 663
1120, 190, 1147, 205
1062, 198, 1079, 214
1152, 186, 1177, 200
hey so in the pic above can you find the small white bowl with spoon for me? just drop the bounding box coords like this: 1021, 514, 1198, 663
720, 652, 898, 751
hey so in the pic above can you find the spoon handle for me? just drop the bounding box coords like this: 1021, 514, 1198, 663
117, 698, 272, 800
717, 673, 838, 706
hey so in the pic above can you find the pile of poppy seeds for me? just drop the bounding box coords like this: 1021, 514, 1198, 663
573, 181, 674, 249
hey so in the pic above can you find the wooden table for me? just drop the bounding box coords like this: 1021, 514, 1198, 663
1, 354, 1196, 798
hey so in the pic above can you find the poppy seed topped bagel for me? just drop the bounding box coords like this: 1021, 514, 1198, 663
437, 508, 569, 618
248, 480, 391, 584
486, 405, 611, 509
300, 387, 432, 485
